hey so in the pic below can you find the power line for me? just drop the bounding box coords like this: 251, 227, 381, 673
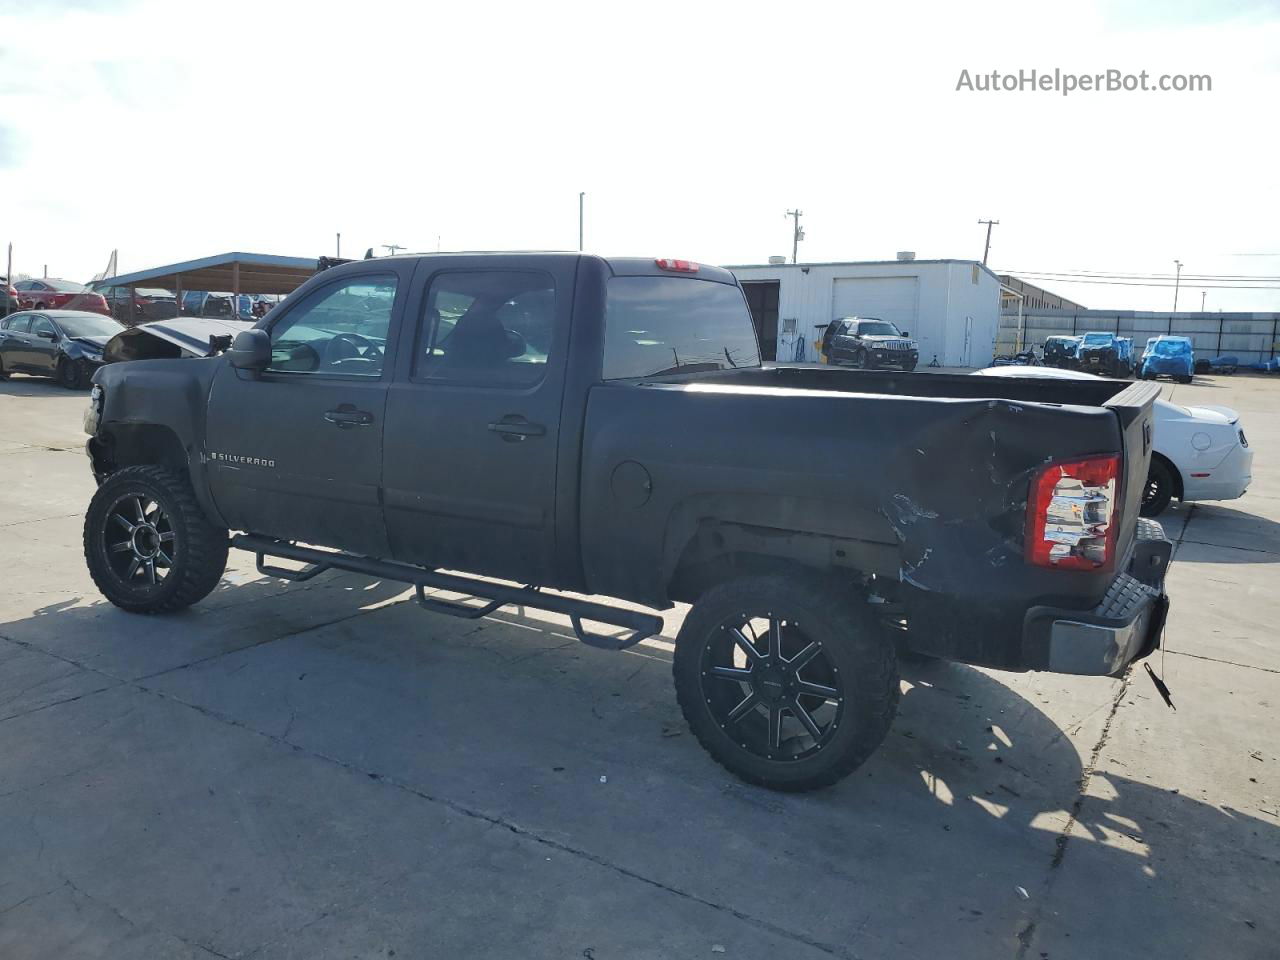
1010, 275, 1280, 289
1005, 267, 1280, 281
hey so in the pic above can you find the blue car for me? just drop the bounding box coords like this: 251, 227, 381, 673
1139, 336, 1194, 383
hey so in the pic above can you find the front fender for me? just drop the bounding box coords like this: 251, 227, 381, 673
92, 357, 225, 525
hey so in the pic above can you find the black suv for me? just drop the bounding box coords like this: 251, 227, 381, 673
821, 317, 918, 371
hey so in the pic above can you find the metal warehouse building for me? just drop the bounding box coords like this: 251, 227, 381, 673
727, 258, 1002, 367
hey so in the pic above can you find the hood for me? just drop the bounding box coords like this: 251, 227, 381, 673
103, 317, 255, 363
70, 335, 112, 350
1185, 404, 1239, 425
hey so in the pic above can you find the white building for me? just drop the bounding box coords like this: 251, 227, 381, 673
727, 258, 1002, 367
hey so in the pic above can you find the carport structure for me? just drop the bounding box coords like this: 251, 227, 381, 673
102, 251, 319, 315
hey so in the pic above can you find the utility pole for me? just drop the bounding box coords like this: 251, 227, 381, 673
978, 219, 999, 265
336, 233, 341, 257
786, 209, 804, 264
1200, 290, 1206, 312
1173, 259, 1183, 311
579, 192, 585, 251
382, 244, 405, 256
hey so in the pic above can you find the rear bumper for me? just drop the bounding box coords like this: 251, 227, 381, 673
1022, 518, 1172, 676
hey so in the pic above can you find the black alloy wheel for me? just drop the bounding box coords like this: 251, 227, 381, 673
699, 613, 843, 764
674, 573, 899, 791
84, 466, 228, 613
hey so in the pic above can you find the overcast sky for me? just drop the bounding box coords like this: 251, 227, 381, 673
2, 0, 1278, 311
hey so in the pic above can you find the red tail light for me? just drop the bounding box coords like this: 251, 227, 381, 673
655, 258, 699, 273
1026, 454, 1121, 571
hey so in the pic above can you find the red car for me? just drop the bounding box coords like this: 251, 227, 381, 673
14, 278, 110, 315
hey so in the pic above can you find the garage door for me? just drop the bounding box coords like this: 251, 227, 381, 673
831, 277, 918, 332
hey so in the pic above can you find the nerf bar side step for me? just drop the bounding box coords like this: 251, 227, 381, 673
231, 534, 664, 651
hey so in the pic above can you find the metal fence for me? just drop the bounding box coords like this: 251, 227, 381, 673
997, 309, 1280, 366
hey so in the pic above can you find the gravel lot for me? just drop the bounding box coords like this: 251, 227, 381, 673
1, 371, 1277, 960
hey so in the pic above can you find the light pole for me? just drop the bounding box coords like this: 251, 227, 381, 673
1173, 260, 1183, 311
1200, 291, 1206, 312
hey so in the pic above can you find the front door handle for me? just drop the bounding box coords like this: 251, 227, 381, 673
488, 415, 546, 441
324, 405, 374, 429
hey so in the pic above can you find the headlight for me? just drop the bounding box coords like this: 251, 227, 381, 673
84, 384, 104, 436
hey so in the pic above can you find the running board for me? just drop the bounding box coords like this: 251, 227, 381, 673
230, 534, 664, 651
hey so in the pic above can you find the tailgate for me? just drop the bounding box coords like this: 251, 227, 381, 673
1104, 380, 1160, 562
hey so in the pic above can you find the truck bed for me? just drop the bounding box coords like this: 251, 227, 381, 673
579, 365, 1158, 671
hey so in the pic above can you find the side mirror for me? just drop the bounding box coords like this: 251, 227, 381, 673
901, 330, 910, 337
227, 329, 271, 374
37, 330, 57, 340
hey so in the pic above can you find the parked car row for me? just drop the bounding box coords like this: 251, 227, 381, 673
1036, 333, 1197, 383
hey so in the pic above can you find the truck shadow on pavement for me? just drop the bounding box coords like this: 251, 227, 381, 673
2, 575, 1276, 957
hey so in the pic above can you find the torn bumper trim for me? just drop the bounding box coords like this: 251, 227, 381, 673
1022, 518, 1172, 676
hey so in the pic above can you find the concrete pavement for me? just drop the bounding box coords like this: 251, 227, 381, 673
1, 371, 1277, 959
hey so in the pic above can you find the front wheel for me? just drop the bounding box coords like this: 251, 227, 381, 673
84, 466, 229, 613
903, 361, 918, 372
1175, 375, 1193, 384
849, 350, 868, 370
57, 358, 87, 389
673, 573, 899, 792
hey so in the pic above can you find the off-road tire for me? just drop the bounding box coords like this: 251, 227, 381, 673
84, 466, 228, 613
674, 573, 899, 792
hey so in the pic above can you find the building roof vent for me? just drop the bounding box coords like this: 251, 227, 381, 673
767, 255, 787, 265
896, 251, 916, 261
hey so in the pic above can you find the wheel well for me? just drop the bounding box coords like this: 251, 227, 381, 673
92, 424, 189, 478
664, 520, 899, 605
1150, 451, 1183, 501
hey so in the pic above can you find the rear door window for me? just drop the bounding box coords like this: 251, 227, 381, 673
415, 270, 556, 387
603, 277, 760, 379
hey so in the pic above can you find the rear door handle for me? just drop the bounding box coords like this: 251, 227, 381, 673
488, 415, 545, 441
324, 406, 374, 428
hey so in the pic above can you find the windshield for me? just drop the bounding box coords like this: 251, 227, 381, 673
1152, 340, 1191, 357
604, 277, 760, 379
1082, 333, 1113, 345
855, 320, 901, 337
57, 314, 124, 338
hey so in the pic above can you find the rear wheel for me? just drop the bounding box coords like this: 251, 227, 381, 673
84, 466, 228, 613
1140, 457, 1176, 517
0, 355, 8, 380
674, 573, 899, 792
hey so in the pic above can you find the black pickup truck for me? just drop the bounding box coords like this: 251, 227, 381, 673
82, 253, 1171, 791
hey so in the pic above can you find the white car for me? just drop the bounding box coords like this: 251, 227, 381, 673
974, 365, 1253, 516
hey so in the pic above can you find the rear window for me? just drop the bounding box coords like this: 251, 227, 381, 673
44, 279, 88, 293
603, 277, 760, 380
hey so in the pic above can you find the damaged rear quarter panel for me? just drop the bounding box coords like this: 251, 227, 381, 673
581, 383, 1125, 670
